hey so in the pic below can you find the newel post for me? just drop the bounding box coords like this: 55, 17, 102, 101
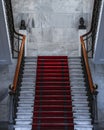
92, 84, 98, 124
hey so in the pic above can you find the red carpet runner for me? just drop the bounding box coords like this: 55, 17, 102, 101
32, 56, 74, 130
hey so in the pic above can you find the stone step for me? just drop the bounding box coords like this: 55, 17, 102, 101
70, 82, 85, 86
16, 113, 33, 119
73, 105, 89, 109
70, 76, 85, 80
24, 62, 36, 65
69, 70, 83, 74
71, 96, 88, 100
71, 85, 86, 89
20, 87, 35, 90
73, 115, 91, 119
19, 93, 35, 97
19, 96, 35, 99
17, 106, 34, 110
71, 88, 87, 92
71, 91, 87, 95
72, 100, 88, 104
23, 70, 36, 73
73, 113, 91, 117
22, 78, 35, 81
15, 118, 91, 125
23, 67, 36, 70
18, 100, 34, 104
25, 57, 37, 60
72, 98, 88, 101
21, 82, 35, 85
70, 79, 85, 83
71, 94, 87, 98
74, 119, 92, 125
17, 109, 33, 113
74, 124, 93, 130
69, 62, 82, 66
24, 60, 36, 63
73, 109, 90, 113
70, 75, 84, 79
68, 58, 81, 61
15, 120, 32, 125
23, 74, 36, 78
72, 103, 88, 107
14, 125, 32, 130
18, 103, 34, 107
19, 98, 34, 101
69, 66, 83, 69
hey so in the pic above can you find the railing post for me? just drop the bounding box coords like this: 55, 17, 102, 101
8, 87, 15, 130
92, 85, 98, 124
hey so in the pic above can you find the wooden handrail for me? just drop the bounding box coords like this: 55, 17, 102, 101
80, 36, 95, 93
82, 29, 92, 37
14, 30, 24, 37
12, 35, 26, 92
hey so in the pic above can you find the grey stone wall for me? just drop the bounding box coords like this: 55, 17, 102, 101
89, 60, 104, 127
0, 0, 12, 64
0, 60, 17, 122
12, 0, 94, 56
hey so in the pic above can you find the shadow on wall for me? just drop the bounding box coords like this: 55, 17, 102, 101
0, 122, 8, 130
0, 88, 8, 102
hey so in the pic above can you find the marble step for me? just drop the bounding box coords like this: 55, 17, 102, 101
71, 91, 87, 95
19, 97, 34, 100
71, 88, 87, 92
72, 100, 89, 104
71, 95, 88, 99
23, 68, 36, 74
20, 88, 35, 91
72, 98, 88, 101
69, 66, 83, 69
19, 93, 35, 97
69, 70, 83, 74
18, 103, 34, 107
74, 119, 92, 125
15, 119, 32, 125
68, 58, 81, 61
19, 95, 35, 99
23, 74, 36, 78
69, 62, 82, 65
70, 82, 85, 86
21, 82, 35, 85
14, 125, 32, 130
22, 78, 35, 82
17, 109, 33, 113
70, 79, 85, 82
17, 106, 34, 110
74, 125, 93, 130
15, 119, 91, 125
71, 85, 86, 88
73, 113, 91, 117
16, 113, 33, 119
70, 75, 84, 78
24, 61, 37, 66
24, 60, 36, 63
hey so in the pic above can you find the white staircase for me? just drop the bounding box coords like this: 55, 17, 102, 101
14, 57, 37, 130
13, 57, 93, 130
68, 57, 93, 130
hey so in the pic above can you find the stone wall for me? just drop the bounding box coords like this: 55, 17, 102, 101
89, 60, 104, 127
0, 59, 17, 122
11, 0, 94, 56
